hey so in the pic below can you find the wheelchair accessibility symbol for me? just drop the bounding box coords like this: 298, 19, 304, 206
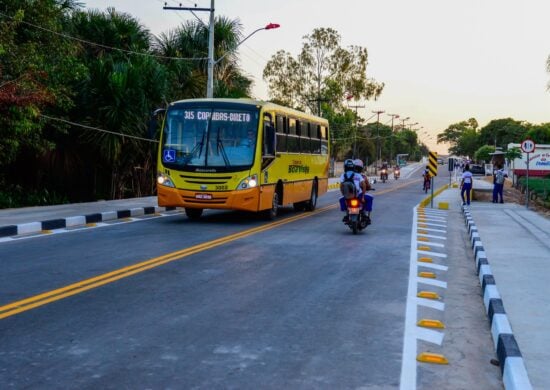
163, 149, 176, 163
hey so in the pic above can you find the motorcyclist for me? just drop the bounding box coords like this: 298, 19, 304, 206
422, 166, 431, 191
380, 162, 388, 181
339, 159, 371, 224
353, 159, 373, 224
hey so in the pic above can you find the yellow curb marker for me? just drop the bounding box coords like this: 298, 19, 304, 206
86, 223, 97, 227
418, 245, 431, 251
418, 271, 436, 278
418, 230, 428, 234
417, 291, 440, 300
417, 319, 445, 329
418, 237, 429, 242
41, 230, 53, 235
418, 257, 433, 263
418, 223, 427, 228
417, 352, 449, 364
438, 202, 449, 210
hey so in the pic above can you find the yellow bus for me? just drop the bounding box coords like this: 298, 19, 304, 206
156, 98, 330, 219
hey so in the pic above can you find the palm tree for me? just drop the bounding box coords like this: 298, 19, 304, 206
153, 16, 252, 99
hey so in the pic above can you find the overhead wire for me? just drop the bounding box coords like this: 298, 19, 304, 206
0, 10, 207, 61
40, 115, 159, 143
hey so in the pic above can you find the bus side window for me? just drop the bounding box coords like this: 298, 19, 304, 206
263, 114, 275, 157
288, 118, 298, 153
276, 114, 286, 153
320, 125, 328, 155
310, 124, 320, 154
300, 121, 311, 154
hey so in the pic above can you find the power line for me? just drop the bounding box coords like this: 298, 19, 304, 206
40, 115, 158, 143
0, 11, 207, 62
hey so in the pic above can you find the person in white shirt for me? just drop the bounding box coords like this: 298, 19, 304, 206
460, 164, 473, 205
339, 159, 367, 222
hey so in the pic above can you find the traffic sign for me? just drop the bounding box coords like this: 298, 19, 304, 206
428, 151, 438, 176
521, 139, 536, 153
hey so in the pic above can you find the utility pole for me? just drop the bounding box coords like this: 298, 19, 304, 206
163, 1, 215, 98
348, 103, 365, 158
388, 114, 399, 166
399, 117, 410, 132
373, 110, 385, 172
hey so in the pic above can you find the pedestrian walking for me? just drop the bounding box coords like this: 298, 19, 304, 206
492, 163, 508, 203
460, 164, 473, 206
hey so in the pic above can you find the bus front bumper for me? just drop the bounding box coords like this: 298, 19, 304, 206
157, 185, 261, 212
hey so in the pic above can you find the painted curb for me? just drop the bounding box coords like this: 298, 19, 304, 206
461, 206, 533, 390
0, 206, 178, 238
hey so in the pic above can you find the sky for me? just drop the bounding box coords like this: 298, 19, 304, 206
83, 0, 550, 154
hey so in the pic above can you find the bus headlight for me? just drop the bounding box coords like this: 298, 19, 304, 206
237, 174, 258, 190
157, 172, 175, 188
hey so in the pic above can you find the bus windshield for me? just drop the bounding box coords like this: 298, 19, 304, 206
161, 106, 260, 170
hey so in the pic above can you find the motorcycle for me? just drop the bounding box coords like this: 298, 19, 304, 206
423, 175, 431, 193
380, 168, 388, 183
394, 168, 400, 180
343, 196, 370, 234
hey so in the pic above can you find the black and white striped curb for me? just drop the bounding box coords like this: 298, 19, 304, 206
462, 206, 532, 390
0, 206, 177, 238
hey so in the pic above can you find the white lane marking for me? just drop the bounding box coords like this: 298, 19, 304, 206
417, 241, 445, 248
419, 210, 448, 215
416, 262, 448, 271
415, 327, 445, 345
417, 233, 446, 240
400, 207, 419, 390
416, 297, 445, 311
418, 215, 447, 220
418, 227, 447, 233
417, 277, 447, 289
417, 222, 447, 227
417, 250, 447, 258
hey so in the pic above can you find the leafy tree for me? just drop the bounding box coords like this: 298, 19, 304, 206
474, 145, 495, 163
263, 27, 383, 115
0, 0, 85, 200
478, 118, 528, 148
436, 118, 478, 155
526, 123, 550, 144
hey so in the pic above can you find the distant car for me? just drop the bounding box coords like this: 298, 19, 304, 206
470, 164, 485, 175
437, 158, 444, 165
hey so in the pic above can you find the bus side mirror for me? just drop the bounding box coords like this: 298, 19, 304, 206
264, 124, 275, 156
148, 108, 166, 139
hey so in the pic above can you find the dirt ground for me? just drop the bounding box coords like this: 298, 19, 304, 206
474, 176, 550, 219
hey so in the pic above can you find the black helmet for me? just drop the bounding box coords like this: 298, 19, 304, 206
344, 159, 355, 171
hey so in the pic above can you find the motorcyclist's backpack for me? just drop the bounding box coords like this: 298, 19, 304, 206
496, 170, 505, 184
341, 171, 357, 199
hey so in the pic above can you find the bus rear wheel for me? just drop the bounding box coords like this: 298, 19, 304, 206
304, 181, 318, 211
185, 208, 203, 220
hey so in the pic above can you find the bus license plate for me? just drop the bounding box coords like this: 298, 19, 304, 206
195, 193, 212, 199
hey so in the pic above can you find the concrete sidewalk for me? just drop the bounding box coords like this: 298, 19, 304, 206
429, 186, 548, 390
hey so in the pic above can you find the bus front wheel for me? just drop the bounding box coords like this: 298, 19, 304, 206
185, 208, 203, 220
263, 190, 279, 220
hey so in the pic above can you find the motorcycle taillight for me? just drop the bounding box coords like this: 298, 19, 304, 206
349, 199, 359, 207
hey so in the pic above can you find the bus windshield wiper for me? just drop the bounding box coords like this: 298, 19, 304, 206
216, 128, 231, 167
181, 130, 205, 167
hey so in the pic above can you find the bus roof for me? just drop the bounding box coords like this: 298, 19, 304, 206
169, 98, 328, 124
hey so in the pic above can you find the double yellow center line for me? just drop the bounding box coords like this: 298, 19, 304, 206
0, 204, 335, 320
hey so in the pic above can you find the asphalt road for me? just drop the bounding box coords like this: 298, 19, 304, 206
0, 167, 502, 389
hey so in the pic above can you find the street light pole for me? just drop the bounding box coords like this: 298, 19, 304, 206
163, 1, 279, 99
347, 97, 364, 158
373, 110, 384, 171
206, 0, 215, 98
388, 113, 399, 166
